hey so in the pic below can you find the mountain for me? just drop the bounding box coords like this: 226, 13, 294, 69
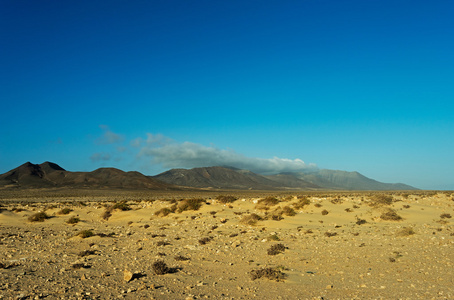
0, 162, 418, 190
153, 166, 297, 190
285, 169, 417, 190
0, 162, 175, 190
155, 167, 417, 190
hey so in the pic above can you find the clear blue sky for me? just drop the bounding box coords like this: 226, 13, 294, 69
1, 0, 453, 189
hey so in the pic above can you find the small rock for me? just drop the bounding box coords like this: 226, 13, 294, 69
326, 285, 333, 289
123, 270, 133, 282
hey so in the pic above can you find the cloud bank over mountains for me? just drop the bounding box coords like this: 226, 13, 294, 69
92, 129, 316, 175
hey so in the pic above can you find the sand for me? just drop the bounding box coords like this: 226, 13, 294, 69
1, 190, 453, 299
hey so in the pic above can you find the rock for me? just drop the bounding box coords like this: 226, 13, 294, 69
123, 270, 133, 282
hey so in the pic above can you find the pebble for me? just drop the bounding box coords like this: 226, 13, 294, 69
123, 270, 133, 282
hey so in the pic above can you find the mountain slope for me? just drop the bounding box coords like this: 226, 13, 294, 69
0, 162, 175, 190
292, 169, 417, 190
153, 166, 287, 190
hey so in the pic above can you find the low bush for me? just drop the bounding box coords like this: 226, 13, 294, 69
255, 197, 280, 210
250, 267, 286, 281
152, 260, 169, 275
240, 213, 262, 226
28, 212, 49, 222
396, 227, 415, 236
267, 243, 286, 255
77, 230, 95, 238
216, 195, 238, 203
67, 216, 80, 224
58, 208, 72, 215
380, 208, 403, 221
177, 198, 204, 213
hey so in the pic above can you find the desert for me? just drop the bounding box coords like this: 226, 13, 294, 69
1, 189, 453, 299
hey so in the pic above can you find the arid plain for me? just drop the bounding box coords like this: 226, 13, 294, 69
1, 189, 453, 299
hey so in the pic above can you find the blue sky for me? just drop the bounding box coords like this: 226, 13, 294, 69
1, 0, 453, 189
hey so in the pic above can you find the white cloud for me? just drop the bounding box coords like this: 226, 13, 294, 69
138, 136, 316, 174
90, 152, 111, 162
96, 125, 124, 145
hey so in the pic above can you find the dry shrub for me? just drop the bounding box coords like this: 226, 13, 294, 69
440, 213, 452, 219
321, 209, 329, 215
293, 196, 310, 210
152, 260, 169, 275
255, 197, 280, 210
324, 232, 337, 237
78, 250, 96, 257
240, 213, 262, 225
154, 207, 174, 217
396, 227, 415, 236
250, 267, 286, 281
370, 194, 394, 207
267, 243, 286, 255
198, 237, 212, 245
216, 195, 238, 203
282, 206, 296, 216
355, 218, 367, 225
112, 201, 131, 211
77, 230, 95, 238
177, 198, 204, 213
156, 241, 171, 246
58, 208, 72, 215
380, 208, 403, 221
28, 212, 49, 222
314, 203, 322, 208
67, 216, 80, 224
174, 255, 190, 261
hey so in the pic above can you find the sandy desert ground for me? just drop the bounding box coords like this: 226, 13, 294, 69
1, 190, 453, 299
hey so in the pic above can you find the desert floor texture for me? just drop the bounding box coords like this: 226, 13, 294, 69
0, 190, 453, 299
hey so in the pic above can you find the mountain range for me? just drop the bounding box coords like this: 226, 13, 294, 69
0, 162, 417, 190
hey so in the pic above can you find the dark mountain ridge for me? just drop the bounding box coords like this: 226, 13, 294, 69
0, 162, 418, 190
0, 162, 175, 190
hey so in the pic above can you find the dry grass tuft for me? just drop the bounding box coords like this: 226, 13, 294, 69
321, 209, 329, 215
440, 213, 452, 219
77, 230, 95, 238
152, 260, 170, 275
177, 198, 204, 213
380, 208, 403, 221
250, 267, 287, 281
67, 216, 80, 224
370, 194, 394, 207
216, 195, 238, 203
267, 243, 286, 255
240, 213, 262, 226
396, 227, 416, 236
28, 212, 49, 222
57, 208, 72, 215
255, 196, 280, 210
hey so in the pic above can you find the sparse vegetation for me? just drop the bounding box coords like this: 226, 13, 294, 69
240, 213, 262, 225
255, 196, 280, 210
152, 260, 170, 275
250, 267, 287, 281
67, 216, 80, 224
293, 196, 311, 210
77, 230, 95, 238
78, 250, 96, 257
28, 212, 49, 222
321, 209, 329, 215
397, 227, 415, 236
370, 194, 394, 206
58, 208, 72, 215
216, 195, 238, 203
198, 237, 212, 245
112, 201, 131, 211
267, 243, 286, 255
177, 198, 204, 213
356, 218, 367, 225
440, 213, 452, 219
174, 255, 190, 261
380, 208, 403, 221
324, 232, 337, 237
